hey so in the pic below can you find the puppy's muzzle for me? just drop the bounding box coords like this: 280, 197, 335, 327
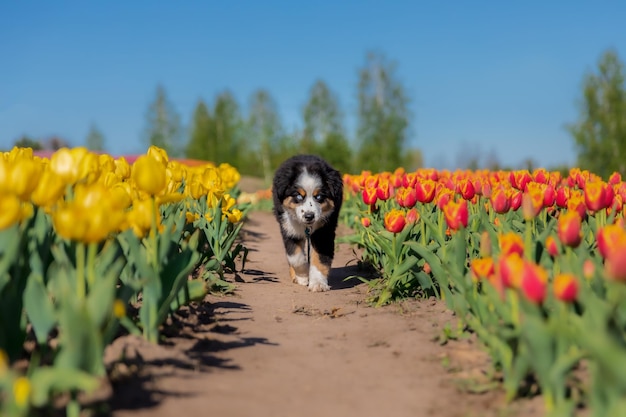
303, 212, 316, 224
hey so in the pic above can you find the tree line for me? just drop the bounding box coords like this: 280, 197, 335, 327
12, 49, 626, 180
146, 51, 419, 182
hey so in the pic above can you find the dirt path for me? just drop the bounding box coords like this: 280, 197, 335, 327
106, 210, 539, 417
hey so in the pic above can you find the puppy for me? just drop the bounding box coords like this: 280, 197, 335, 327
272, 155, 343, 292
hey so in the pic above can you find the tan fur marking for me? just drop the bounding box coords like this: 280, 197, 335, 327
310, 247, 331, 278
320, 199, 335, 215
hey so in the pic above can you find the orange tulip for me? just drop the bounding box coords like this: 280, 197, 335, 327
471, 257, 495, 281
545, 235, 560, 258
557, 211, 582, 248
520, 261, 548, 304
443, 199, 468, 230
499, 232, 524, 257
415, 179, 437, 204
384, 209, 407, 234
395, 187, 417, 208
553, 273, 578, 302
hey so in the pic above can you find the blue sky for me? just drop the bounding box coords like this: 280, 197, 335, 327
1, 1, 625, 170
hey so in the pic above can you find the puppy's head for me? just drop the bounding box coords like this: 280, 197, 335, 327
272, 155, 343, 235
281, 168, 334, 226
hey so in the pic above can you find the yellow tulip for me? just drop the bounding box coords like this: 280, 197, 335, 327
0, 193, 24, 230
126, 198, 161, 237
49, 147, 86, 184
131, 155, 166, 196
13, 376, 31, 407
31, 168, 66, 208
226, 208, 243, 223
147, 146, 169, 165
113, 299, 126, 318
76, 151, 101, 184
114, 157, 131, 179
10, 158, 43, 201
5, 146, 34, 163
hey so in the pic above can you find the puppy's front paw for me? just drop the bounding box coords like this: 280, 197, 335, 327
293, 275, 309, 286
308, 265, 330, 292
308, 281, 330, 292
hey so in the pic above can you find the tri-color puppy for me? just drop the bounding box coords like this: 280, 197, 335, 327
272, 155, 343, 292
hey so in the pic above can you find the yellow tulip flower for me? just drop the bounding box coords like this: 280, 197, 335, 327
131, 155, 166, 196
31, 168, 66, 208
0, 193, 24, 230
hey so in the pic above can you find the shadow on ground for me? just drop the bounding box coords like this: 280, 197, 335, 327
106, 298, 277, 414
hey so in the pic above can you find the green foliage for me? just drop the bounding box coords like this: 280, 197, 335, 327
13, 136, 42, 151
301, 80, 353, 173
85, 123, 106, 152
143, 85, 183, 157
568, 49, 626, 179
356, 51, 412, 172
186, 99, 213, 162
246, 89, 285, 182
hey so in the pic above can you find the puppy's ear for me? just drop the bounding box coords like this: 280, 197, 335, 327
326, 168, 344, 206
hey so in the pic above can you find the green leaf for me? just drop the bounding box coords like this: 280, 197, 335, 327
23, 272, 56, 345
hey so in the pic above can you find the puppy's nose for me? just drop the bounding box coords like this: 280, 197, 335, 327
303, 212, 315, 223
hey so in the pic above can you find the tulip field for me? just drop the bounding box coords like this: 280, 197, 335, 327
341, 167, 626, 416
2, 146, 626, 417
0, 146, 246, 417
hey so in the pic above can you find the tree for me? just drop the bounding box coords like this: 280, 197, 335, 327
213, 91, 244, 166
13, 135, 42, 151
568, 50, 626, 178
247, 89, 284, 182
356, 51, 411, 172
143, 85, 183, 157
85, 123, 105, 152
301, 80, 352, 173
185, 99, 213, 162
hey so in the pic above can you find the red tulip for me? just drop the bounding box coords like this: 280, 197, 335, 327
415, 179, 437, 204
395, 187, 417, 208
443, 199, 469, 230
360, 217, 371, 228
457, 179, 476, 200
510, 170, 532, 191
510, 190, 523, 211
522, 184, 544, 220
362, 186, 378, 206
520, 261, 548, 304
557, 211, 582, 248
609, 172, 622, 186
556, 186, 570, 208
406, 207, 420, 224
605, 238, 626, 282
553, 273, 578, 302
584, 180, 611, 212
499, 232, 525, 257
436, 189, 454, 210
471, 257, 495, 281
583, 259, 595, 280
567, 191, 587, 219
498, 253, 524, 288
402, 172, 418, 188
490, 186, 511, 214
597, 224, 626, 259
376, 179, 392, 201
384, 209, 407, 234
545, 235, 559, 258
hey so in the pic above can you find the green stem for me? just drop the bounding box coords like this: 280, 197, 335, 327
86, 242, 98, 289
150, 197, 159, 270
76, 242, 86, 300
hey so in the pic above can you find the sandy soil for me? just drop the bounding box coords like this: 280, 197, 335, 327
104, 210, 543, 417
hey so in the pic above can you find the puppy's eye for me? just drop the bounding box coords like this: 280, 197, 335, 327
314, 194, 325, 202
294, 194, 304, 203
